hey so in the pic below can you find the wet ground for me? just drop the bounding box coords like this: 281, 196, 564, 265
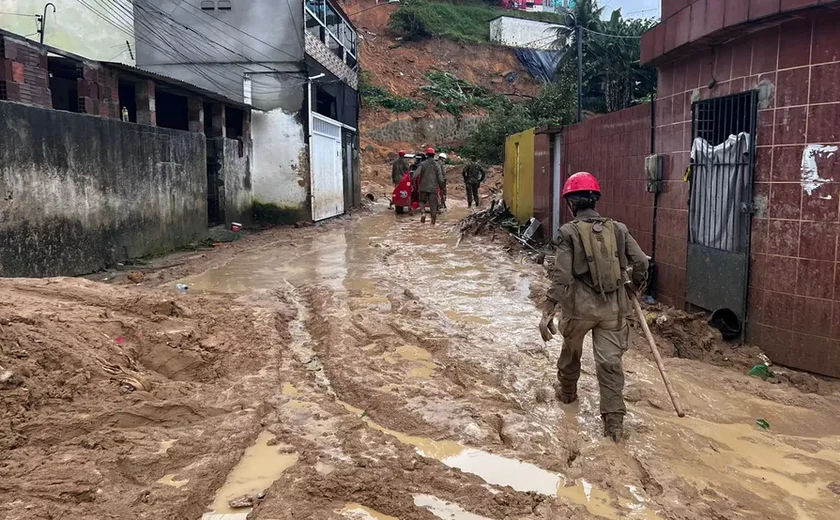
2, 204, 840, 519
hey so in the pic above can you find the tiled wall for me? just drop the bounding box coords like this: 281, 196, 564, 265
656, 11, 840, 376
561, 104, 655, 254
644, 0, 840, 65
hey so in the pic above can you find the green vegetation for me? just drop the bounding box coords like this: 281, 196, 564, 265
420, 72, 501, 117
389, 0, 561, 43
359, 71, 424, 112
554, 0, 656, 112
462, 78, 577, 163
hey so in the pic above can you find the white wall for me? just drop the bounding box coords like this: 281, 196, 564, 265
251, 108, 309, 218
0, 0, 136, 64
489, 17, 562, 50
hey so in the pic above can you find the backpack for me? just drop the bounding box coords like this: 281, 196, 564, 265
572, 218, 623, 295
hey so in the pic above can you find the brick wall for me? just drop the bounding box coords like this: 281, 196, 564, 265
655, 10, 840, 376
645, 0, 840, 65
0, 36, 50, 108
78, 64, 120, 118
561, 105, 655, 254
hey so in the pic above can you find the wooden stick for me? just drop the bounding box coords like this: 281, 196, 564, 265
631, 295, 686, 418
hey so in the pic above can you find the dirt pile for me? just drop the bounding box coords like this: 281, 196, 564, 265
0, 277, 294, 519
343, 0, 541, 134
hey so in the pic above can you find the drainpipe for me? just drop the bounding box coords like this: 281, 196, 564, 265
307, 73, 325, 219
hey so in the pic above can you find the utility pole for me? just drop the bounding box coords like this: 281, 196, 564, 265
576, 22, 583, 123
38, 3, 55, 45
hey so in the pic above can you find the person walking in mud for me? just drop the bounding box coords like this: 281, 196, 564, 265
539, 172, 649, 443
412, 147, 446, 225
391, 150, 410, 186
462, 161, 486, 207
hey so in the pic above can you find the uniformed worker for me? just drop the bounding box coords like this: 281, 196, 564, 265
462, 161, 486, 207
412, 147, 446, 225
391, 150, 410, 186
540, 171, 649, 443
436, 152, 449, 209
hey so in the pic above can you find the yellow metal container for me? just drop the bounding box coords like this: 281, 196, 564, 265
503, 128, 535, 223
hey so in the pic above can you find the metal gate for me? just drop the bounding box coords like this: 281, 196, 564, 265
686, 91, 758, 333
311, 113, 345, 221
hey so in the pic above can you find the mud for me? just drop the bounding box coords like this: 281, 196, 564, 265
2, 204, 840, 520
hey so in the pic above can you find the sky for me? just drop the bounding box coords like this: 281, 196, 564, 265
598, 0, 661, 19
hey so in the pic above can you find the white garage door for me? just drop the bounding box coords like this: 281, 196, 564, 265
311, 113, 345, 221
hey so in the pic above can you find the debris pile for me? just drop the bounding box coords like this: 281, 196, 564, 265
456, 202, 552, 263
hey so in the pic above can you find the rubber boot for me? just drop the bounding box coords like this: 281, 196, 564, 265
602, 413, 624, 443
553, 381, 578, 404
420, 214, 426, 224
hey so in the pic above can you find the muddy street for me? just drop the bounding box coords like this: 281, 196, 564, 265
2, 205, 840, 520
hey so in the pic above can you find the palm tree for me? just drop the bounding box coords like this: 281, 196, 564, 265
587, 10, 656, 111
553, 1, 656, 114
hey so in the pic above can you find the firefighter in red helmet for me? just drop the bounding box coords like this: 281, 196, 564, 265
540, 171, 649, 443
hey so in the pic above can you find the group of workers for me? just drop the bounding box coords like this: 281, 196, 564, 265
390, 148, 486, 225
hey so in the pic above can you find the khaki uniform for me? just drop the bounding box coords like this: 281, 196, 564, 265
547, 209, 648, 415
391, 157, 410, 185
412, 157, 446, 223
462, 163, 485, 207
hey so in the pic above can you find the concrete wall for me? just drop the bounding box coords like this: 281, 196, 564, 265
489, 17, 562, 50
134, 0, 304, 107
0, 0, 136, 64
0, 100, 207, 277
251, 107, 309, 222
364, 115, 486, 145
208, 136, 252, 225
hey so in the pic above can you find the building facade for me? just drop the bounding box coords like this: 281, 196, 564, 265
134, 0, 360, 222
640, 0, 840, 376
0, 30, 252, 277
490, 16, 563, 50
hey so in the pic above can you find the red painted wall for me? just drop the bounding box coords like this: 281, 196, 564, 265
560, 105, 655, 254
655, 10, 840, 376
644, 0, 836, 65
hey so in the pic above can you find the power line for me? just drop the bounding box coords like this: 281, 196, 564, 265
581, 26, 643, 39
0, 11, 39, 17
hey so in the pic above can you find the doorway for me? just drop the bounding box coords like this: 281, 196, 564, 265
686, 91, 758, 338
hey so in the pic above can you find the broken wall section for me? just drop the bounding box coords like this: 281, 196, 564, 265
0, 100, 207, 277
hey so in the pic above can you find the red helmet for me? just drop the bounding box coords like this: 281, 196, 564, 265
398, 150, 406, 156
562, 172, 601, 197
425, 147, 435, 155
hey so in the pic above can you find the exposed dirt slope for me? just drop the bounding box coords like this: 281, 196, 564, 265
343, 0, 542, 132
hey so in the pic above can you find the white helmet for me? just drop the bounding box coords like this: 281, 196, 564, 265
438, 153, 448, 160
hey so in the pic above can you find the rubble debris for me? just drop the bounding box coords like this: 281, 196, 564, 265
127, 271, 145, 284
229, 495, 256, 509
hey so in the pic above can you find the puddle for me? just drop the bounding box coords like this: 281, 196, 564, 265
396, 345, 432, 361
341, 503, 399, 520
156, 439, 176, 454
341, 402, 656, 519
205, 431, 298, 515
407, 362, 436, 378
156, 473, 188, 488
282, 383, 299, 396
445, 310, 491, 325
414, 494, 493, 520
661, 414, 840, 504
315, 461, 336, 475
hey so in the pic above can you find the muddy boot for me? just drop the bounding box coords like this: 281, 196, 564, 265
553, 381, 577, 404
420, 214, 426, 224
602, 413, 624, 443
